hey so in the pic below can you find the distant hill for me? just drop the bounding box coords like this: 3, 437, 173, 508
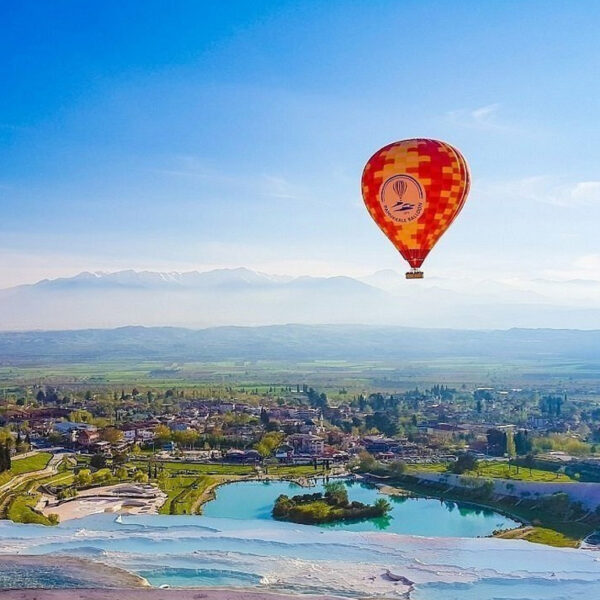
1, 324, 600, 364
1, 268, 600, 330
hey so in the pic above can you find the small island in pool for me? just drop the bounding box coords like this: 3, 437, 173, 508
272, 481, 391, 525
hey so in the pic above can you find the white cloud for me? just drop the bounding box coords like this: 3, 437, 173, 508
151, 156, 303, 201
574, 254, 600, 270
570, 181, 600, 204
259, 175, 298, 199
446, 103, 505, 130
477, 176, 600, 208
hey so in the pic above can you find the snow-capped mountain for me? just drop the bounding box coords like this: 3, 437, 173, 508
1, 268, 600, 331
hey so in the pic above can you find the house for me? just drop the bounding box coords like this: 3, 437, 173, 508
90, 440, 111, 454
287, 433, 325, 455
54, 422, 97, 444
362, 436, 398, 454
120, 423, 156, 443
224, 449, 261, 463
275, 444, 295, 460
77, 428, 100, 447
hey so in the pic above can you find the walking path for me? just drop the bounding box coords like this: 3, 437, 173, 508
0, 453, 64, 496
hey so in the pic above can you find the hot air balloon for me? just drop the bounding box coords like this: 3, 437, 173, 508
361, 138, 470, 279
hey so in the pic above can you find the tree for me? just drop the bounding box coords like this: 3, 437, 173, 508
514, 430, 532, 455
173, 429, 199, 449
112, 451, 128, 466
74, 469, 93, 488
524, 452, 535, 477
374, 497, 392, 515
133, 470, 148, 483
356, 450, 378, 473
154, 425, 172, 444
506, 430, 516, 459
116, 466, 128, 480
324, 482, 348, 506
260, 408, 270, 426
451, 453, 477, 474
90, 453, 107, 469
255, 432, 284, 458
486, 428, 507, 456
0, 443, 11, 472
100, 427, 124, 445
130, 443, 142, 456
388, 460, 407, 477
69, 410, 93, 423
365, 412, 398, 437
92, 468, 112, 484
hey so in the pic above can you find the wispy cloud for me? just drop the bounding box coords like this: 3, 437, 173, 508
477, 176, 600, 208
445, 103, 507, 131
541, 254, 600, 284
151, 155, 303, 201
259, 175, 299, 199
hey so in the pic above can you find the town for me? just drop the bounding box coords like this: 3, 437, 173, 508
2, 378, 600, 547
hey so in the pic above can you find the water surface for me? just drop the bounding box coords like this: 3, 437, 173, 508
203, 478, 518, 537
0, 479, 598, 599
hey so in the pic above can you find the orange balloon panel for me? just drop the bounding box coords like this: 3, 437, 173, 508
361, 139, 470, 270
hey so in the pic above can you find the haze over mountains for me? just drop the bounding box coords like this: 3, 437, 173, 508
1, 324, 600, 365
0, 267, 599, 331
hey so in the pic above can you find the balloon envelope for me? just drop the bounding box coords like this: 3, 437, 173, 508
361, 139, 470, 274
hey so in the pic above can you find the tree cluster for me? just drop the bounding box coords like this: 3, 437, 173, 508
0, 443, 11, 472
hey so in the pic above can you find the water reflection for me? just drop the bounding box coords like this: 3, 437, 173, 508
202, 479, 520, 538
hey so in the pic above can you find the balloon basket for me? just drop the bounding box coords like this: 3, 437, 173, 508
406, 269, 424, 280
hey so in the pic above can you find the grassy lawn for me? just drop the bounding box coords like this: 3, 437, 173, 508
407, 463, 447, 474
266, 464, 322, 477
42, 471, 75, 487
409, 461, 573, 482
134, 460, 325, 479
0, 452, 52, 487
2, 475, 57, 526
157, 474, 216, 515
495, 525, 580, 548
6, 493, 54, 525
132, 460, 255, 476
472, 461, 573, 482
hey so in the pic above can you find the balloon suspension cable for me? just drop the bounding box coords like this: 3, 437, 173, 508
405, 268, 424, 280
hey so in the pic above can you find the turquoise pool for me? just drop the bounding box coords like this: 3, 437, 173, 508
202, 478, 519, 537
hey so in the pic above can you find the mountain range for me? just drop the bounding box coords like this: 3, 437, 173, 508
1, 267, 600, 331
1, 324, 600, 365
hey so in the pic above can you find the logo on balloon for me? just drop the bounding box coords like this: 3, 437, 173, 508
379, 175, 426, 223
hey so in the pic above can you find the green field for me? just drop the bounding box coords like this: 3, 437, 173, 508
2, 474, 56, 526
0, 452, 52, 487
131, 460, 255, 476
4, 353, 600, 394
409, 461, 574, 482
158, 474, 216, 515
6, 492, 54, 525
266, 464, 323, 477
497, 525, 580, 548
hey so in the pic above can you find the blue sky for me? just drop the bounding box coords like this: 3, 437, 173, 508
2, 0, 600, 288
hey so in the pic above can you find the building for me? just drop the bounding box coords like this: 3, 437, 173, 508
287, 433, 325, 455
